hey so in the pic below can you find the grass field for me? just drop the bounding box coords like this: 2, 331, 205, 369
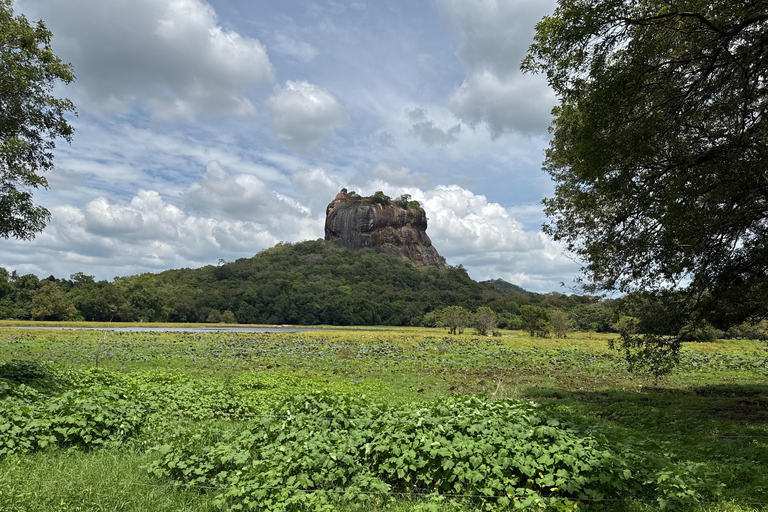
0, 325, 766, 511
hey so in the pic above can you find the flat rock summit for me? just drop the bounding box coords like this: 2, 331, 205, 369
324, 189, 445, 267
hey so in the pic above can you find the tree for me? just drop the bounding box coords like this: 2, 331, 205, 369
474, 306, 496, 336
70, 272, 94, 287
31, 280, 76, 320
1, 0, 75, 239
439, 306, 471, 335
123, 280, 167, 322
421, 310, 440, 328
71, 282, 130, 322
164, 284, 198, 322
570, 302, 615, 333
524, 1, 768, 372
370, 191, 391, 205
9, 272, 38, 318
206, 309, 222, 323
520, 305, 551, 338
550, 309, 571, 339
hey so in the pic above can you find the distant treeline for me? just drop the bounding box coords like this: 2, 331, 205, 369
1, 239, 763, 339
0, 240, 608, 328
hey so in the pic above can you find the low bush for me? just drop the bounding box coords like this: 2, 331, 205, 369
0, 387, 146, 458
0, 359, 54, 385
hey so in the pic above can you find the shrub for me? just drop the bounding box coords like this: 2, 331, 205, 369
726, 320, 768, 340
371, 191, 391, 205
421, 310, 440, 328
0, 387, 146, 459
496, 313, 522, 330
205, 309, 222, 323
613, 316, 640, 336
393, 194, 410, 208
679, 322, 724, 342
0, 360, 52, 385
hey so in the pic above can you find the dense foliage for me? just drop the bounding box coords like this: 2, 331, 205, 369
0, 359, 390, 461
148, 394, 652, 510
524, 0, 768, 325
524, 0, 768, 373
0, 0, 76, 239
0, 240, 611, 328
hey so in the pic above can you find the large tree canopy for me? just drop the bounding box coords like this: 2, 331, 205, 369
0, 0, 75, 239
524, 0, 768, 335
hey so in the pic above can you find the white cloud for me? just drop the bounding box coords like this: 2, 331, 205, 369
436, 0, 556, 137
18, 0, 274, 120
437, 0, 549, 78
36, 120, 295, 214
1, 187, 319, 279
369, 163, 432, 189
84, 197, 146, 236
183, 162, 305, 220
266, 81, 350, 152
419, 185, 577, 290
419, 185, 533, 253
449, 71, 554, 138
289, 167, 341, 213
407, 108, 462, 146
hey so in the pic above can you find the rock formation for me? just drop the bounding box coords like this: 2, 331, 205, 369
324, 189, 445, 267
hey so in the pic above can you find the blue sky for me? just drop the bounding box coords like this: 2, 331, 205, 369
4, 0, 581, 292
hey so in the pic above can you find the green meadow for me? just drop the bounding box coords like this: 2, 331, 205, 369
1, 326, 766, 511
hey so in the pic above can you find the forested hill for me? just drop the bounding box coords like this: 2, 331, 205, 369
1, 239, 610, 327
480, 279, 530, 296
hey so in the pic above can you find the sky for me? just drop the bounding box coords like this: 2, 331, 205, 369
3, 0, 582, 293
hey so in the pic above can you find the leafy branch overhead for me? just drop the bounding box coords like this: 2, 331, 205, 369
524, 0, 768, 321
524, 0, 768, 373
0, 0, 76, 239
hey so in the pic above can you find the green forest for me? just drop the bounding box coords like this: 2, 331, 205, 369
1, 239, 609, 328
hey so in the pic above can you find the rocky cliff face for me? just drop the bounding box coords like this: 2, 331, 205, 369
324, 190, 445, 267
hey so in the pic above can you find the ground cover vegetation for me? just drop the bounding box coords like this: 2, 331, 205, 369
0, 327, 766, 511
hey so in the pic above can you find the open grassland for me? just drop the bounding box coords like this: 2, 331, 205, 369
1, 326, 766, 511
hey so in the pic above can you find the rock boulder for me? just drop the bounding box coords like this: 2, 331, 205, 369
324, 190, 445, 267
